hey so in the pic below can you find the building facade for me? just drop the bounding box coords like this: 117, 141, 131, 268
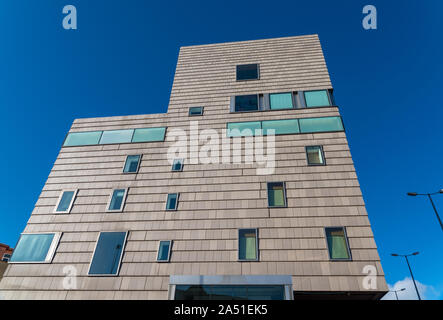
0, 35, 387, 300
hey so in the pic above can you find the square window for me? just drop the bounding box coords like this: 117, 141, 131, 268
325, 227, 351, 260
9, 233, 61, 263
107, 189, 127, 212
157, 240, 172, 262
54, 190, 77, 213
306, 146, 325, 165
123, 155, 141, 173
172, 159, 184, 172
189, 107, 203, 116
304, 90, 331, 107
238, 229, 258, 261
235, 95, 259, 112
2, 253, 11, 262
267, 182, 287, 207
88, 231, 127, 275
236, 64, 259, 81
166, 193, 179, 211
270, 93, 293, 110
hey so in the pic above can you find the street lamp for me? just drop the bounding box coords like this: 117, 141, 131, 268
389, 288, 406, 300
407, 189, 443, 231
391, 252, 421, 300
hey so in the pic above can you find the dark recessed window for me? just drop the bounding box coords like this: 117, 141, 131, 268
236, 64, 259, 81
172, 159, 184, 172
306, 146, 325, 165
325, 227, 351, 260
238, 229, 258, 261
2, 253, 11, 262
55, 190, 77, 213
107, 189, 127, 212
123, 155, 141, 173
235, 95, 259, 112
88, 231, 127, 275
157, 240, 172, 262
267, 182, 287, 208
189, 107, 203, 116
166, 193, 179, 211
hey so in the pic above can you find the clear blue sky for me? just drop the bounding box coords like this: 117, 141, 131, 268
0, 0, 441, 299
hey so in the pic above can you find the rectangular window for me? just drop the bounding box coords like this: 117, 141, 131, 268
132, 127, 166, 143
166, 193, 179, 211
236, 64, 259, 81
123, 155, 141, 173
189, 107, 203, 116
304, 90, 331, 107
157, 240, 172, 262
9, 233, 61, 263
172, 159, 184, 172
306, 146, 325, 165
2, 253, 11, 262
227, 121, 262, 137
299, 116, 344, 133
238, 229, 258, 261
63, 131, 102, 147
54, 190, 78, 213
267, 182, 287, 207
99, 129, 134, 144
325, 227, 351, 260
234, 95, 259, 112
262, 119, 299, 135
88, 231, 127, 276
107, 189, 128, 212
270, 93, 293, 110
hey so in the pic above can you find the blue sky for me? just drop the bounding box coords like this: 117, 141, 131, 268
0, 0, 442, 299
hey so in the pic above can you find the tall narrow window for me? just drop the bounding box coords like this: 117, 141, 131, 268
189, 107, 203, 116
304, 90, 331, 107
88, 231, 127, 275
236, 64, 259, 81
269, 93, 293, 110
166, 193, 179, 211
235, 95, 259, 112
123, 155, 141, 173
238, 229, 258, 261
306, 146, 325, 165
325, 227, 351, 260
172, 159, 184, 172
107, 189, 128, 212
157, 240, 172, 262
267, 182, 287, 208
54, 190, 77, 213
9, 233, 61, 263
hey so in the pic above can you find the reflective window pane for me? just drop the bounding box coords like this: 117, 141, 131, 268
235, 95, 259, 112
108, 189, 126, 211
175, 285, 284, 300
132, 127, 166, 142
88, 232, 126, 275
123, 155, 141, 173
63, 131, 102, 147
56, 191, 75, 212
299, 116, 344, 133
262, 119, 299, 135
267, 182, 286, 207
189, 107, 203, 116
10, 234, 56, 262
166, 193, 178, 210
157, 240, 171, 261
304, 90, 331, 107
325, 227, 350, 259
270, 93, 293, 110
99, 129, 134, 144
306, 146, 325, 165
227, 121, 261, 137
172, 159, 183, 171
236, 64, 259, 81
238, 229, 257, 261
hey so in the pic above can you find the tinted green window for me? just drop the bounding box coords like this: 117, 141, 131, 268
262, 119, 299, 135
235, 95, 259, 112
10, 234, 56, 262
157, 240, 172, 261
304, 90, 331, 107
166, 193, 178, 210
123, 155, 141, 173
189, 107, 203, 116
270, 93, 293, 110
238, 229, 257, 261
88, 232, 126, 275
108, 189, 126, 211
325, 227, 350, 260
63, 131, 102, 147
267, 182, 286, 207
306, 146, 325, 165
56, 191, 75, 212
132, 127, 166, 143
236, 64, 259, 81
227, 122, 262, 137
299, 116, 344, 133
175, 285, 285, 300
99, 129, 134, 144
172, 159, 184, 171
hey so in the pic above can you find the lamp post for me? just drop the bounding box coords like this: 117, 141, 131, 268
391, 252, 421, 300
407, 189, 443, 231
390, 288, 406, 300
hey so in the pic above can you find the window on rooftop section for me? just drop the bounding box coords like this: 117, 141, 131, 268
172, 159, 184, 172
306, 146, 325, 166
123, 155, 141, 173
304, 90, 331, 107
234, 94, 259, 112
157, 240, 172, 262
2, 254, 11, 262
54, 190, 77, 213
88, 231, 127, 276
189, 107, 203, 116
270, 92, 294, 110
166, 193, 179, 211
107, 189, 127, 212
238, 229, 258, 261
267, 182, 287, 208
325, 227, 351, 260
236, 64, 259, 81
9, 233, 61, 263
